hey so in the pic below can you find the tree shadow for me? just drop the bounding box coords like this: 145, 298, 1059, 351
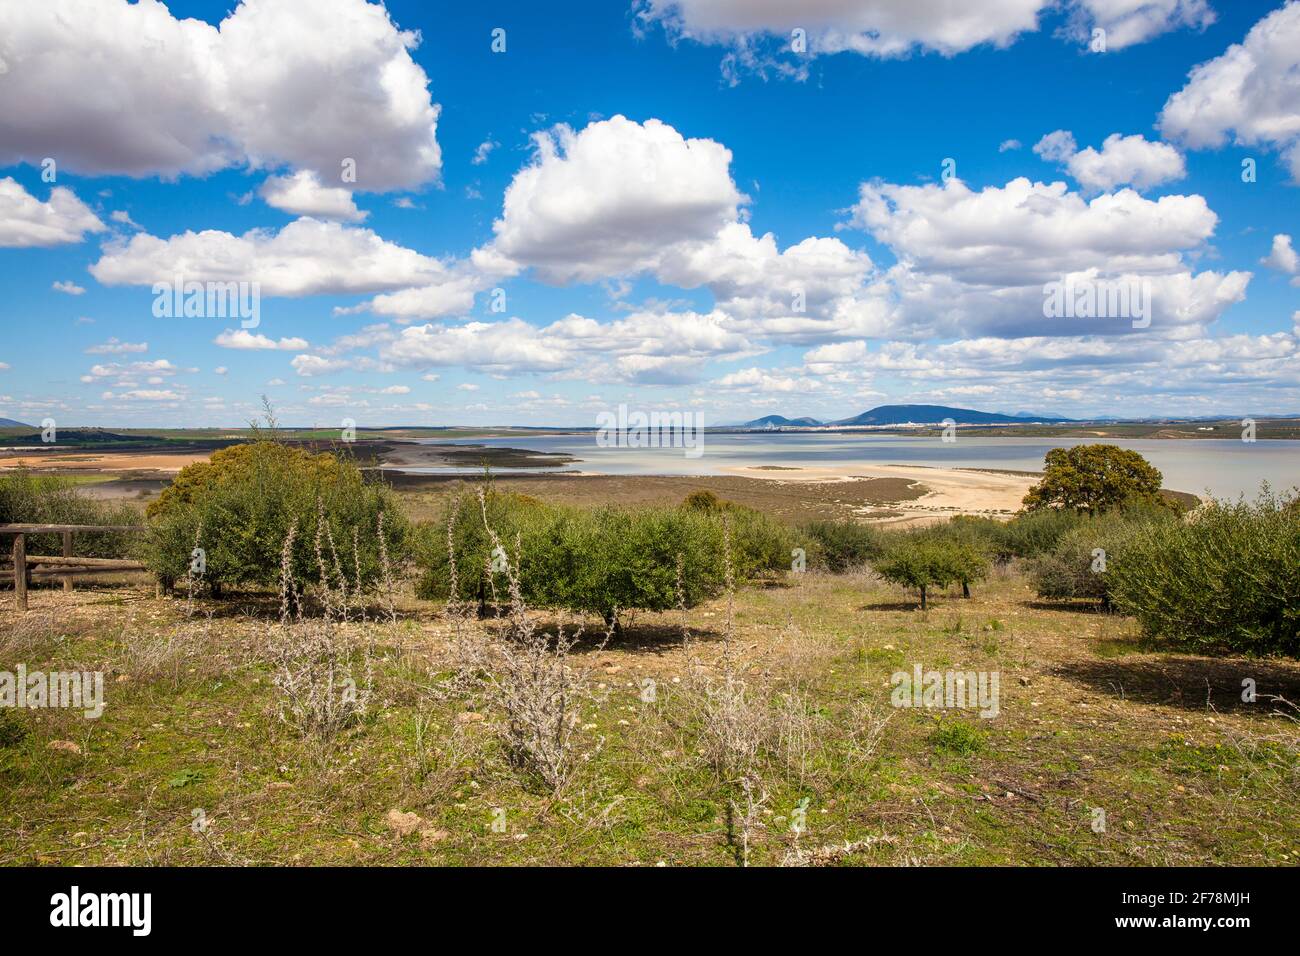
859, 601, 924, 612
1021, 599, 1108, 615
1052, 654, 1300, 714
533, 619, 724, 657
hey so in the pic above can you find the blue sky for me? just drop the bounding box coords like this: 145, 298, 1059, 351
1, 0, 1298, 427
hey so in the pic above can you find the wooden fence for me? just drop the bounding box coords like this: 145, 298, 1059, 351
1, 523, 146, 612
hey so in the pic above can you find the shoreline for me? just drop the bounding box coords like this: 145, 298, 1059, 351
0, 441, 1203, 522
721, 462, 1036, 526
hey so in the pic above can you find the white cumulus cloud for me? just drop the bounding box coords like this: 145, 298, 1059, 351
259, 171, 366, 221
1159, 2, 1300, 182
0, 178, 104, 247
1035, 131, 1186, 191
0, 0, 441, 190
214, 329, 310, 351
91, 218, 453, 297
487, 116, 747, 283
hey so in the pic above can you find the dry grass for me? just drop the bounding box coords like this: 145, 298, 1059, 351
2, 545, 1298, 867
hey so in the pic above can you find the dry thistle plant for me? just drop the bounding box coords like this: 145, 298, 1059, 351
270, 518, 374, 742
377, 510, 398, 623
774, 686, 828, 786
780, 835, 897, 868
459, 486, 610, 793
184, 520, 204, 619
0, 609, 59, 660
312, 498, 351, 621
843, 698, 892, 775
686, 516, 775, 781
729, 773, 768, 867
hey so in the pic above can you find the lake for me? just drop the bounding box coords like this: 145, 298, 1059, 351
401, 433, 1300, 501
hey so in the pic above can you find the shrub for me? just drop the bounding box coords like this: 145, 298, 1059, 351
926, 515, 1009, 559
947, 543, 990, 599
1027, 526, 1111, 604
999, 506, 1085, 560
1106, 489, 1300, 655
1028, 505, 1174, 608
727, 505, 797, 579
800, 519, 891, 572
679, 491, 794, 577
682, 489, 724, 512
415, 487, 555, 611
143, 441, 406, 599
551, 505, 727, 624
1023, 444, 1170, 515
0, 468, 139, 557
873, 539, 985, 610
419, 490, 729, 626
911, 518, 1000, 586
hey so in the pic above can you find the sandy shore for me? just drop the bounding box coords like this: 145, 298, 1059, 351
723, 463, 1036, 526
0, 451, 210, 473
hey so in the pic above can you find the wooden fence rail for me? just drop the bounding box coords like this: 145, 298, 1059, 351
0, 523, 146, 612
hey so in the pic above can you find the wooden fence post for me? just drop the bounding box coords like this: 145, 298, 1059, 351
62, 530, 73, 592
13, 533, 27, 612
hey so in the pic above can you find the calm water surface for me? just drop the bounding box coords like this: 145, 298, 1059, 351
403, 434, 1299, 501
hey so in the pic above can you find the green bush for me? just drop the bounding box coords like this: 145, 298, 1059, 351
143, 441, 406, 598
1106, 489, 1300, 655
999, 507, 1086, 560
873, 539, 987, 609
569, 506, 726, 622
417, 489, 794, 627
1026, 507, 1165, 607
800, 519, 891, 572
727, 505, 797, 579
414, 488, 553, 609
682, 489, 724, 512
0, 469, 139, 557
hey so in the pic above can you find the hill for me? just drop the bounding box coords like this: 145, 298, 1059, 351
741, 414, 824, 428
832, 404, 1074, 426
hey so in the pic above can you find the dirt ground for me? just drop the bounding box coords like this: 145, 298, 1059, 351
2, 568, 1296, 867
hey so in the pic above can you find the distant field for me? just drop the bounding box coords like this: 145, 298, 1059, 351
389, 472, 928, 525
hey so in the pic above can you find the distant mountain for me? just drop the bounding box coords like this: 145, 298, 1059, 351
742, 415, 824, 428
0, 417, 33, 428
832, 404, 1074, 426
